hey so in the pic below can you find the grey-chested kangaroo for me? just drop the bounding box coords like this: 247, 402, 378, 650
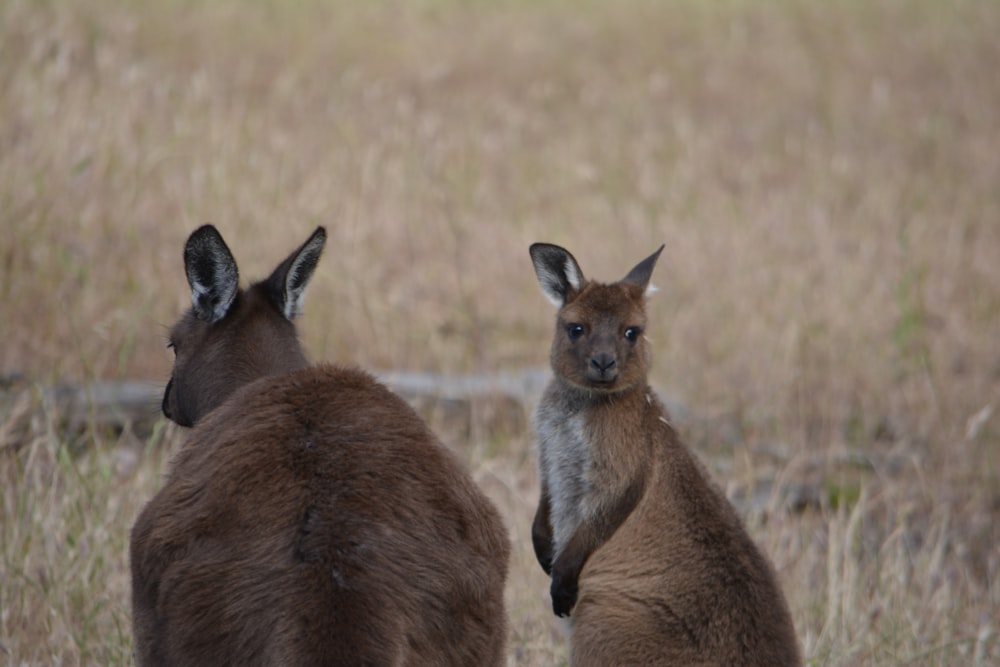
529, 243, 800, 666
130, 225, 510, 667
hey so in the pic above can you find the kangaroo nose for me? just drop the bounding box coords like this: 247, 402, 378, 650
162, 378, 175, 420
590, 355, 616, 374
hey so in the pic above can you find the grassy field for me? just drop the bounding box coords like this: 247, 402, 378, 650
2, 0, 999, 664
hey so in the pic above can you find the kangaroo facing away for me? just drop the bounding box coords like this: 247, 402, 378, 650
130, 225, 510, 667
529, 243, 800, 667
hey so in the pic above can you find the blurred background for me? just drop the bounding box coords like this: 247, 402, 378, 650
2, 0, 998, 664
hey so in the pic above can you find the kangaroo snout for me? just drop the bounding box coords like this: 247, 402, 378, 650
588, 353, 617, 381
160, 378, 176, 424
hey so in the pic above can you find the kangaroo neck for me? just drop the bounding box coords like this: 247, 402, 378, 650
550, 376, 651, 418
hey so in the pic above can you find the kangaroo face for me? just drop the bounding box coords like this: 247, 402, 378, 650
531, 243, 663, 394
552, 283, 649, 392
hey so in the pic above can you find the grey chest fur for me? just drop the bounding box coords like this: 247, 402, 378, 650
535, 394, 594, 555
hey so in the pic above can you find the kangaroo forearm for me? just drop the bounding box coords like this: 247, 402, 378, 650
550, 522, 592, 617
551, 475, 644, 616
531, 497, 554, 574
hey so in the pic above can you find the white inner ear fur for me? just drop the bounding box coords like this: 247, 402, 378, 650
535, 265, 567, 307
191, 275, 235, 323
283, 260, 307, 320
282, 236, 324, 319
563, 258, 582, 292
645, 282, 659, 297
190, 281, 209, 307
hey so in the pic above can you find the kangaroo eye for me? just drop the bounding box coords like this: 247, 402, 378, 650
166, 341, 177, 356
624, 327, 641, 343
566, 324, 585, 340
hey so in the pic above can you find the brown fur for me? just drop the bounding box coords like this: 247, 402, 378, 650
529, 243, 800, 666
131, 226, 509, 666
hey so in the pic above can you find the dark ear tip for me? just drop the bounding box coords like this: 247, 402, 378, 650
301, 227, 327, 255
188, 224, 221, 242
529, 242, 568, 261
184, 226, 230, 261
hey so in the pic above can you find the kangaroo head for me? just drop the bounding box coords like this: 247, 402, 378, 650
162, 225, 326, 426
530, 243, 663, 393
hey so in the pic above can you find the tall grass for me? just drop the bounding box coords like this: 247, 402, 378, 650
1, 0, 998, 664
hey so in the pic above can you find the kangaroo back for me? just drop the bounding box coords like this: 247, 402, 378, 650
130, 226, 509, 667
529, 243, 800, 666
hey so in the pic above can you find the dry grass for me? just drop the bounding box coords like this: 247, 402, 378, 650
2, 0, 998, 664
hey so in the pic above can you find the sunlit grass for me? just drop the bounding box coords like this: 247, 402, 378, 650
1, 0, 998, 664
1, 399, 175, 665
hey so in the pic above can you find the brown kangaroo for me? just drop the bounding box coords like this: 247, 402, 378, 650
529, 243, 800, 666
130, 225, 510, 667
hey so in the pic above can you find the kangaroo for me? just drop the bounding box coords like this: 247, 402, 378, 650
529, 242, 800, 666
130, 225, 510, 667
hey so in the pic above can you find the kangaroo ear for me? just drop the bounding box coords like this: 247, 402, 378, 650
530, 243, 585, 307
622, 244, 664, 296
184, 225, 239, 324
264, 226, 327, 320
